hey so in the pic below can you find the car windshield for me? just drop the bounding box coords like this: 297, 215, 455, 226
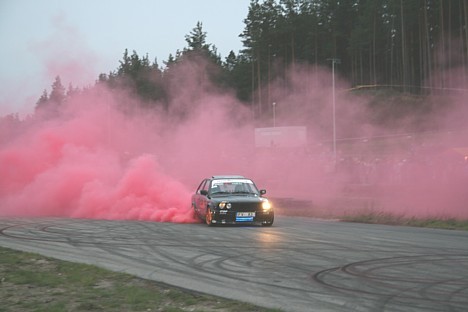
210, 179, 259, 196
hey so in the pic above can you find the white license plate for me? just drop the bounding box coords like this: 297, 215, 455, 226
236, 212, 255, 217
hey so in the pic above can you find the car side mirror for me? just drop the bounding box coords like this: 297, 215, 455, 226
260, 189, 266, 196
200, 190, 208, 196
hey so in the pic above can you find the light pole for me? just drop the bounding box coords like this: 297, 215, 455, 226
327, 58, 340, 165
272, 102, 276, 127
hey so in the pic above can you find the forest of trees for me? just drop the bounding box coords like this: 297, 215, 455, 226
28, 0, 468, 118
244, 0, 468, 87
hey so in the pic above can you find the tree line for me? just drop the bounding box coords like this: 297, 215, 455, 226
241, 0, 468, 105
35, 0, 468, 116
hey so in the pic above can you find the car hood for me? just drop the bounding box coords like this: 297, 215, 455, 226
209, 195, 266, 203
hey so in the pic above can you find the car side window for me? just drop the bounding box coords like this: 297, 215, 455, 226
197, 180, 207, 193
202, 179, 211, 193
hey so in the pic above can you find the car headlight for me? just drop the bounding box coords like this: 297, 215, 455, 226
218, 201, 231, 209
262, 200, 272, 211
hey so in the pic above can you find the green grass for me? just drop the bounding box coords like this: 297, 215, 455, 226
342, 210, 468, 230
0, 246, 280, 312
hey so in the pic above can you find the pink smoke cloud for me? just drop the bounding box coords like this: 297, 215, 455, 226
0, 86, 194, 222
1, 50, 468, 222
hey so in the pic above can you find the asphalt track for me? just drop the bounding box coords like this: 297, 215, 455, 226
0, 216, 467, 312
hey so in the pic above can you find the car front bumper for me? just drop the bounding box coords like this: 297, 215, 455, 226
210, 209, 274, 225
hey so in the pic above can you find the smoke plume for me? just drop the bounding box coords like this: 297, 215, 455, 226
1, 56, 468, 222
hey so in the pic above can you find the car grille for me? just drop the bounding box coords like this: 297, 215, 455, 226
230, 202, 261, 212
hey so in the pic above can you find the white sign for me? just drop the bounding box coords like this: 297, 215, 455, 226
254, 126, 307, 148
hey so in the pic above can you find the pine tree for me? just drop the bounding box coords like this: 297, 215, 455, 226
35, 89, 49, 109
185, 21, 210, 51
49, 76, 66, 105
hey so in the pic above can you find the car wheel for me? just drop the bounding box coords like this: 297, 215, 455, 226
205, 209, 214, 226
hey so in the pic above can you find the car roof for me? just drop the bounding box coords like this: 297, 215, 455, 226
211, 175, 245, 179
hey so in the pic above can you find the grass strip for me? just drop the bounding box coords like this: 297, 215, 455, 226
342, 211, 468, 231
0, 246, 280, 312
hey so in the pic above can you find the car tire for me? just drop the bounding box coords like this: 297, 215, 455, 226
205, 209, 214, 226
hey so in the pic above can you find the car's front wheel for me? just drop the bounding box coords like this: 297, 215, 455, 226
205, 209, 214, 226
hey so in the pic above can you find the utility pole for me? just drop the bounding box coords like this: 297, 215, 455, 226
327, 58, 340, 166
272, 102, 276, 127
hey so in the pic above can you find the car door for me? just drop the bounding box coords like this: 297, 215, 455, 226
193, 180, 204, 215
194, 179, 209, 216
198, 179, 211, 216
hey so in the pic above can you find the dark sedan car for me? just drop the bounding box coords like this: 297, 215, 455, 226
192, 175, 274, 226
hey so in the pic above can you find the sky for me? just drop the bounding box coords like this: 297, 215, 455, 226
0, 0, 252, 115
